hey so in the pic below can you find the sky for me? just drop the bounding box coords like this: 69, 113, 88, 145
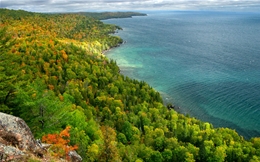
1, 0, 260, 12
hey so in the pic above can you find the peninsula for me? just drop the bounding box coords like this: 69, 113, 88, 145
79, 11, 147, 20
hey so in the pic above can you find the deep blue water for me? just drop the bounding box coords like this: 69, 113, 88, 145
103, 11, 260, 139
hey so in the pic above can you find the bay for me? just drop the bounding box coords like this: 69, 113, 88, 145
103, 11, 260, 139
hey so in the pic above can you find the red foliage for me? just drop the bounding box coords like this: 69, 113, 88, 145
42, 126, 78, 160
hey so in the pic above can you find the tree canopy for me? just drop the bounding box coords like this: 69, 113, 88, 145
1, 8, 260, 161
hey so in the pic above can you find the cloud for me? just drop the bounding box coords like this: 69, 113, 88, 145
1, 0, 260, 12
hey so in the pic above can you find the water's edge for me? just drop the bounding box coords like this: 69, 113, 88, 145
103, 11, 260, 139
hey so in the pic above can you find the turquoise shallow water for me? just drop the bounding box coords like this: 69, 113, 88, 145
103, 11, 260, 139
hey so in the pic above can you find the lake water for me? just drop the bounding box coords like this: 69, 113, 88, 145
103, 11, 260, 139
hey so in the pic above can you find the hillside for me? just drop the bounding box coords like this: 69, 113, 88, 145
78, 11, 147, 20
1, 9, 260, 161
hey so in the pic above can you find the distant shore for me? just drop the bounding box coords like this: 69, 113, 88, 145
102, 40, 127, 55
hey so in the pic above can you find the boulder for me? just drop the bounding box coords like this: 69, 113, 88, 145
0, 143, 25, 161
0, 112, 83, 161
0, 112, 44, 157
68, 150, 83, 162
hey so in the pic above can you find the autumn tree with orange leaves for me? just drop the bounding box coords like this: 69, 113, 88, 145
42, 126, 78, 160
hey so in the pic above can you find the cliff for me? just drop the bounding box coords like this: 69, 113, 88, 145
0, 112, 82, 161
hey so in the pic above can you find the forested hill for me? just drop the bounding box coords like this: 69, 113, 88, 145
1, 8, 260, 161
78, 12, 147, 20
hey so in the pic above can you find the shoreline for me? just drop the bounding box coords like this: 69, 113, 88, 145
104, 41, 260, 140
102, 17, 260, 139
102, 40, 127, 55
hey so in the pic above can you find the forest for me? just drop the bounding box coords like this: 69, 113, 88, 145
78, 12, 147, 20
1, 8, 260, 161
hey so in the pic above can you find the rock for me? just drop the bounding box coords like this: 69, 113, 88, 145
41, 143, 52, 150
167, 103, 175, 110
0, 112, 83, 161
68, 150, 83, 162
0, 112, 44, 157
0, 143, 25, 161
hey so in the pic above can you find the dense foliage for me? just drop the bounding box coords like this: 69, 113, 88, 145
42, 126, 78, 160
79, 12, 147, 20
1, 9, 260, 161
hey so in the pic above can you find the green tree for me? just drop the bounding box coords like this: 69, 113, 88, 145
162, 149, 172, 162
0, 27, 18, 113
149, 151, 163, 162
121, 121, 134, 142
